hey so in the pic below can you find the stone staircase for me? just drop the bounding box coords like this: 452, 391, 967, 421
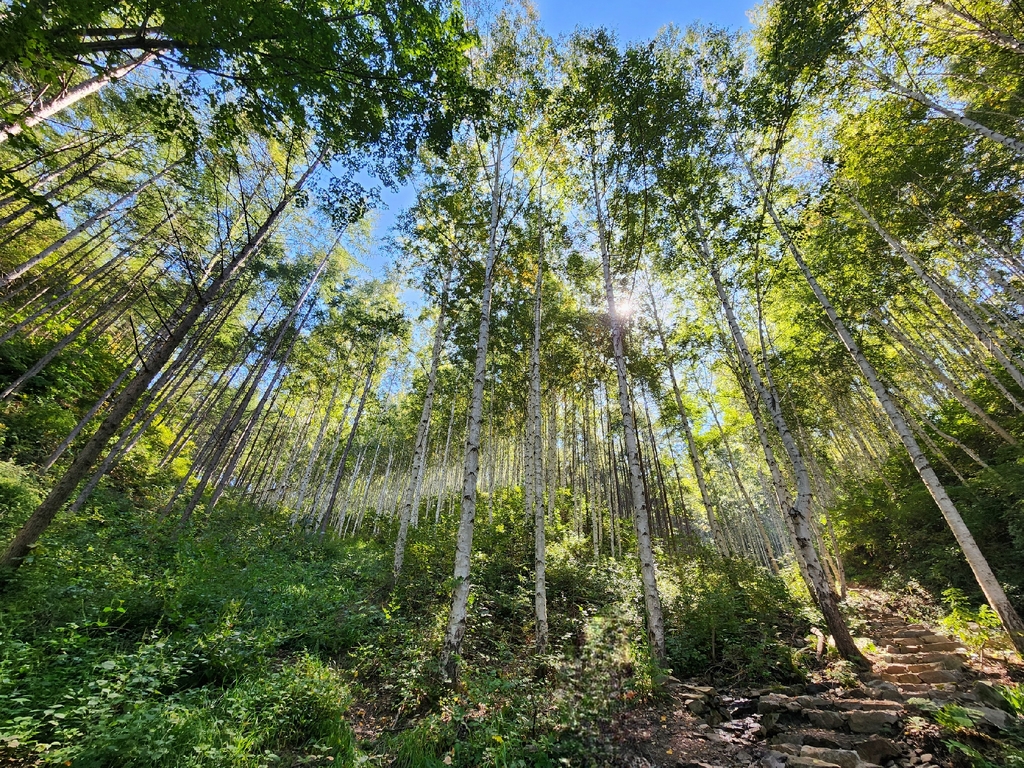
658, 604, 1019, 768
750, 607, 1016, 767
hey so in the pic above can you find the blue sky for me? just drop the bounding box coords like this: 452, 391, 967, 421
534, 0, 753, 42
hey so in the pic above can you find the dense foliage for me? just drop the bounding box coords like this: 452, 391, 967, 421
2, 0, 1024, 764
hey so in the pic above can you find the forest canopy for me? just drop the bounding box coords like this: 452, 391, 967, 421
1, 0, 1024, 765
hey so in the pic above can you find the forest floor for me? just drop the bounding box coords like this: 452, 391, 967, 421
610, 587, 1023, 768
2, 502, 1022, 768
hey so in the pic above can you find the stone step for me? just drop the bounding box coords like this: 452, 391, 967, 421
807, 709, 847, 729
879, 672, 922, 684
894, 683, 933, 694
880, 651, 964, 668
914, 641, 964, 653
876, 661, 944, 675
800, 745, 878, 768
888, 641, 964, 654
917, 669, 961, 684
770, 728, 856, 750
847, 709, 901, 734
833, 700, 905, 712
919, 634, 954, 644
787, 756, 845, 768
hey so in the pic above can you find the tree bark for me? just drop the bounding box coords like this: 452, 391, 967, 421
592, 154, 665, 660
0, 162, 175, 289
0, 54, 156, 144
393, 262, 453, 580
440, 136, 503, 681
529, 224, 547, 650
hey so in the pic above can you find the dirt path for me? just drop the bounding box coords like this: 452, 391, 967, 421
611, 588, 1022, 768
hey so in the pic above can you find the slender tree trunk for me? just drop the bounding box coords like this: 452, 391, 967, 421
293, 379, 344, 518
0, 156, 318, 576
0, 162, 175, 289
707, 397, 779, 573
529, 230, 547, 649
881, 315, 1017, 444
433, 399, 457, 524
763, 192, 1024, 655
440, 136, 503, 681
645, 278, 727, 555
929, 0, 1024, 55
880, 78, 1024, 157
854, 198, 1024, 394
0, 54, 156, 144
698, 215, 865, 665
394, 262, 453, 580
592, 155, 665, 660
320, 337, 382, 535
203, 259, 326, 511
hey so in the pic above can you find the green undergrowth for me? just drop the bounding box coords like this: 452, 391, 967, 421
910, 682, 1024, 767
660, 550, 810, 685
1, 474, 811, 767
0, 497, 370, 767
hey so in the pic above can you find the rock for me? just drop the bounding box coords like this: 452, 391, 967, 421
688, 699, 708, 716
800, 746, 861, 768
771, 734, 804, 747
846, 710, 899, 733
916, 670, 958, 684
729, 698, 758, 718
683, 684, 718, 697
835, 701, 904, 712
760, 752, 788, 768
807, 710, 847, 730
759, 712, 781, 735
918, 641, 961, 653
771, 742, 802, 755
787, 758, 843, 768
802, 732, 848, 749
759, 694, 793, 714
806, 683, 834, 695
864, 680, 900, 695
920, 755, 933, 764
973, 680, 1014, 713
734, 750, 752, 763
796, 696, 829, 709
854, 736, 901, 764
965, 704, 1013, 730
890, 629, 929, 639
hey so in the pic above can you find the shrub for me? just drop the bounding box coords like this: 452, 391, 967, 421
661, 550, 807, 683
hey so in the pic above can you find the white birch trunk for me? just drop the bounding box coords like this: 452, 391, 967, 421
0, 54, 156, 145
882, 79, 1024, 157
592, 156, 665, 660
699, 215, 865, 664
440, 136, 503, 681
529, 234, 547, 649
645, 279, 728, 555
0, 161, 175, 289
854, 199, 1024, 397
764, 193, 1024, 655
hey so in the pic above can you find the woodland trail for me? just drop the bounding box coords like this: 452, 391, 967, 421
613, 589, 1022, 768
